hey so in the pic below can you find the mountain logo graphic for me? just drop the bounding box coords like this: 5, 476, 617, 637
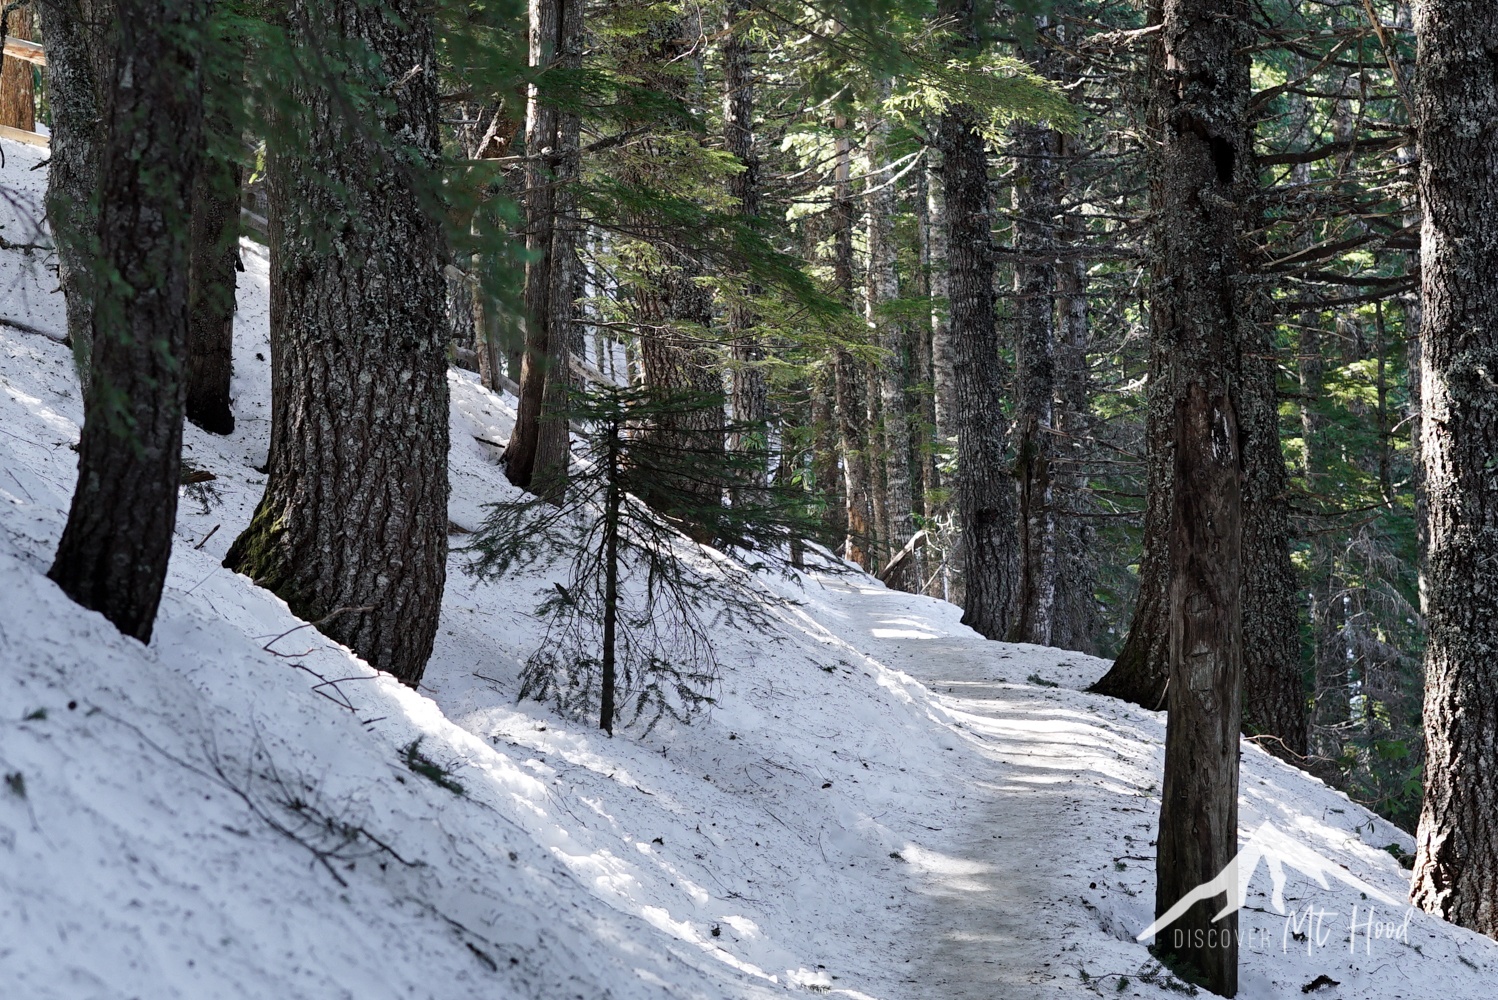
1136, 821, 1405, 941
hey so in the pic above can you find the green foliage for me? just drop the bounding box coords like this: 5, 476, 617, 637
400, 738, 467, 796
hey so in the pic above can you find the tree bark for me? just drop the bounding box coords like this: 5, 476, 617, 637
1238, 297, 1307, 759
936, 2, 1017, 639
833, 115, 874, 568
185, 34, 242, 437
223, 0, 449, 687
723, 0, 770, 502
505, 0, 581, 500
866, 109, 918, 592
1009, 109, 1061, 644
49, 0, 208, 643
1051, 130, 1101, 654
1, 9, 35, 131
1408, 0, 1498, 940
34, 0, 116, 380
1147, 1, 1250, 993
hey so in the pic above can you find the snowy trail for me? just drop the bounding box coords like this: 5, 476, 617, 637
794, 575, 1114, 998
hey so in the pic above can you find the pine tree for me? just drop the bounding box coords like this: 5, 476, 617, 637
1148, 0, 1251, 993
49, 0, 209, 642
1408, 0, 1498, 939
224, 0, 451, 687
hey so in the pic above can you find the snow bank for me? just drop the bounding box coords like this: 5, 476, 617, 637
4, 133, 1497, 999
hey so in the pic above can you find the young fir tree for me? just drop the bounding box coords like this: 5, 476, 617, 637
470, 384, 825, 735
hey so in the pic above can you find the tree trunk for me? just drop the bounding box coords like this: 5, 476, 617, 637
833, 115, 874, 568
224, 0, 449, 687
0, 9, 35, 131
724, 0, 769, 502
1009, 108, 1061, 644
185, 35, 243, 437
34, 0, 116, 380
49, 0, 208, 643
866, 110, 918, 591
505, 0, 581, 499
1238, 302, 1306, 759
1408, 0, 1498, 940
1147, 1, 1250, 994
1051, 131, 1100, 654
926, 154, 963, 604
936, 3, 1016, 639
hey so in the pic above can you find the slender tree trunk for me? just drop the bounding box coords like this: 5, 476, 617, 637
1052, 132, 1100, 654
224, 0, 449, 687
1009, 108, 1061, 644
1409, 0, 1498, 939
506, 0, 581, 499
866, 111, 918, 591
833, 115, 874, 568
185, 34, 243, 436
926, 154, 962, 603
937, 1, 1016, 639
49, 0, 208, 643
1147, 1, 1250, 994
600, 417, 621, 735
724, 0, 769, 501
34, 0, 116, 380
0, 9, 35, 130
812, 362, 845, 545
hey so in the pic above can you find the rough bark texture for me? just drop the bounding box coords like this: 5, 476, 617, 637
1147, 1, 1250, 993
1408, 0, 1498, 939
49, 0, 207, 643
1009, 110, 1060, 645
1, 9, 35, 131
1239, 299, 1307, 759
1051, 136, 1101, 654
833, 118, 874, 568
185, 45, 242, 437
505, 0, 581, 499
866, 111, 918, 592
926, 156, 963, 604
34, 0, 116, 379
723, 0, 769, 500
223, 0, 449, 687
937, 2, 1017, 640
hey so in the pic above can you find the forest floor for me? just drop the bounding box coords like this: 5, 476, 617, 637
3, 133, 1497, 999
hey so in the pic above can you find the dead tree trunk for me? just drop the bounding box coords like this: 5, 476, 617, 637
49, 0, 208, 643
1408, 0, 1498, 940
224, 0, 450, 687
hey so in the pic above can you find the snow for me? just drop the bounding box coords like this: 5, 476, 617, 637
3, 131, 1497, 999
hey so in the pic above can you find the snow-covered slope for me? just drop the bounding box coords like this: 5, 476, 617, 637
3, 133, 1496, 1000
